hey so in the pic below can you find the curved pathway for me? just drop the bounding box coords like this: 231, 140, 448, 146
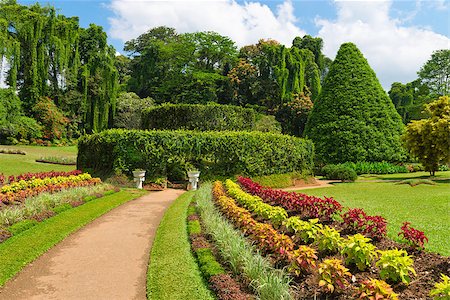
0, 189, 184, 300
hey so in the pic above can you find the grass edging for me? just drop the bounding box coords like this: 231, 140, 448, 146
0, 189, 146, 287
147, 192, 214, 300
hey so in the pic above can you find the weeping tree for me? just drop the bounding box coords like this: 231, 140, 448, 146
0, 1, 118, 134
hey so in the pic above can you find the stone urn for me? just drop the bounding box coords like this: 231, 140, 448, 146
133, 170, 146, 189
187, 170, 200, 191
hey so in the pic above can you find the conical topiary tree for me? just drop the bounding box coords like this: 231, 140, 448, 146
304, 43, 405, 163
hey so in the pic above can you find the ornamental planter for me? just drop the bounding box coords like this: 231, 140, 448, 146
133, 170, 146, 189
187, 170, 200, 191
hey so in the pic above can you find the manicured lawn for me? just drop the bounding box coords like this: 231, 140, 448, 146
147, 192, 214, 300
0, 145, 77, 176
358, 170, 450, 181
0, 189, 146, 287
303, 181, 450, 255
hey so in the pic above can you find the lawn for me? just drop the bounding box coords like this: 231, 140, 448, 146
0, 145, 77, 176
302, 181, 450, 255
357, 170, 450, 181
147, 192, 213, 300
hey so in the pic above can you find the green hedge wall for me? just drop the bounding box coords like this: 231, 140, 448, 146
77, 129, 314, 180
141, 103, 258, 131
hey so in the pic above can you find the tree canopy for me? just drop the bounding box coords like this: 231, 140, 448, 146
403, 96, 450, 176
304, 42, 405, 163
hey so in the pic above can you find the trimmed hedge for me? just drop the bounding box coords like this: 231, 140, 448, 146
141, 103, 258, 131
77, 129, 314, 179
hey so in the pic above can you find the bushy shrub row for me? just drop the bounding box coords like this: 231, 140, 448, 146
142, 103, 280, 132
340, 162, 408, 175
321, 164, 358, 182
77, 129, 314, 180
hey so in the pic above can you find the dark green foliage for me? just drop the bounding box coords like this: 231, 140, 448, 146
142, 103, 258, 131
0, 88, 42, 143
77, 129, 314, 180
321, 164, 357, 182
32, 97, 68, 140
305, 43, 405, 163
188, 220, 201, 235
195, 248, 225, 279
7, 219, 38, 236
125, 26, 237, 104
114, 92, 153, 129
418, 49, 449, 96
340, 162, 408, 175
274, 92, 313, 136
254, 115, 282, 133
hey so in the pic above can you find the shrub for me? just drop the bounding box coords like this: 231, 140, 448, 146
195, 248, 225, 279
114, 92, 154, 129
341, 234, 377, 271
322, 164, 357, 182
341, 161, 408, 175
318, 258, 351, 293
356, 278, 398, 300
287, 246, 318, 276
142, 103, 259, 131
430, 274, 450, 299
376, 249, 416, 285
316, 225, 344, 253
304, 43, 405, 163
32, 97, 69, 140
342, 208, 387, 240
398, 222, 428, 250
77, 129, 314, 179
283, 217, 322, 244
254, 115, 282, 133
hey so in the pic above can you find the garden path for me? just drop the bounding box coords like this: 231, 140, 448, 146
0, 189, 184, 300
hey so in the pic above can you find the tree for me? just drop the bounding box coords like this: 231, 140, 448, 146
418, 49, 449, 96
125, 27, 237, 104
113, 92, 153, 129
403, 96, 450, 176
304, 43, 405, 163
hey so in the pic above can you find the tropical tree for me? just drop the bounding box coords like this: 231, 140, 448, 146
403, 96, 450, 176
418, 49, 450, 97
304, 43, 405, 163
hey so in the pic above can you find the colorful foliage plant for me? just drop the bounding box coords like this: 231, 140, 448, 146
237, 176, 342, 221
6, 170, 82, 183
356, 278, 398, 300
398, 222, 428, 250
212, 181, 320, 273
341, 208, 387, 240
318, 258, 352, 293
0, 173, 100, 205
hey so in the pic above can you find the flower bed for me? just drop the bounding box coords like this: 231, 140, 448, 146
217, 180, 449, 299
186, 201, 253, 300
2, 170, 82, 185
0, 173, 99, 205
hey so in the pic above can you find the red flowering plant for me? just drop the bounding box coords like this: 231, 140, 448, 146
398, 222, 428, 250
237, 176, 342, 221
341, 208, 387, 240
8, 170, 82, 183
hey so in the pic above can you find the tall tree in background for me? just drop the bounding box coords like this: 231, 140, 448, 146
388, 49, 449, 124
125, 26, 237, 104
305, 43, 405, 163
0, 1, 118, 135
418, 49, 449, 97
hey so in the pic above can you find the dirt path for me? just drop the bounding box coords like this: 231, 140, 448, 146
0, 189, 184, 300
282, 179, 337, 191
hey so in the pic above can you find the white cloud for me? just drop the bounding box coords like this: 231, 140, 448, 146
316, 0, 450, 89
108, 0, 305, 47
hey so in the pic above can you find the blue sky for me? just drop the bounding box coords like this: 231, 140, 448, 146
18, 0, 450, 89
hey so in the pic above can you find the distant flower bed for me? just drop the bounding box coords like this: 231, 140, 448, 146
0, 148, 26, 155
36, 156, 77, 165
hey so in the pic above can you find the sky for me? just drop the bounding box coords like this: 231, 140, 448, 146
18, 0, 450, 90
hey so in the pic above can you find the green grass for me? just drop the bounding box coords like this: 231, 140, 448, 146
358, 170, 450, 181
147, 192, 214, 300
302, 182, 450, 255
0, 145, 77, 176
0, 189, 146, 287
